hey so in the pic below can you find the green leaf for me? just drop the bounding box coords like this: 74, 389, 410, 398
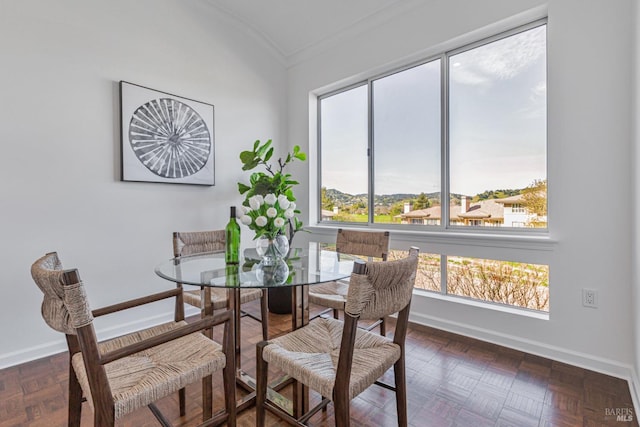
237, 183, 251, 194
240, 150, 255, 163
294, 152, 306, 161
264, 147, 274, 162
242, 160, 260, 171
256, 139, 272, 158
253, 180, 273, 195
249, 172, 267, 185
293, 145, 300, 154
253, 140, 261, 151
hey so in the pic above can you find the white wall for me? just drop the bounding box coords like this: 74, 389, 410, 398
288, 0, 637, 380
0, 0, 287, 367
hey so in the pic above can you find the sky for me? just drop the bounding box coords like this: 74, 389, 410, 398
321, 24, 546, 197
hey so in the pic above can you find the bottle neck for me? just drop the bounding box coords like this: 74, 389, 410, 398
230, 206, 236, 218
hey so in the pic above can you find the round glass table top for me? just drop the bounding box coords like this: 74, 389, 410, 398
154, 244, 355, 289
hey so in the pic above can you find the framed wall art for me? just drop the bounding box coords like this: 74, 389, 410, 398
120, 81, 215, 185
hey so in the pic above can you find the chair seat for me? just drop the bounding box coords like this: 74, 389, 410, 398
308, 279, 349, 310
262, 317, 400, 400
72, 321, 226, 420
184, 287, 263, 310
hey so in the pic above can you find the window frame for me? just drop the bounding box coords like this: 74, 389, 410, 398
317, 18, 548, 237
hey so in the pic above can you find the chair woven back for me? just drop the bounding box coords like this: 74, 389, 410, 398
336, 229, 390, 260
173, 230, 225, 257
344, 247, 419, 320
31, 252, 94, 335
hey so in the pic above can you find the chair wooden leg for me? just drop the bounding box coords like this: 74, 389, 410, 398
333, 309, 339, 319
260, 292, 269, 340
96, 410, 115, 427
380, 316, 386, 336
65, 336, 82, 427
222, 365, 236, 426
202, 375, 213, 421
67, 365, 82, 427
223, 316, 236, 426
256, 342, 269, 427
333, 387, 351, 427
179, 388, 186, 416
394, 356, 408, 427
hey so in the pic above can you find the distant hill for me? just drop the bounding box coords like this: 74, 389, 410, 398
325, 188, 367, 206
374, 192, 440, 206
324, 188, 523, 208
325, 188, 441, 207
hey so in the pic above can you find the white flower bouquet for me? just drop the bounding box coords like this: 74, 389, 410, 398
237, 140, 305, 244
240, 193, 297, 240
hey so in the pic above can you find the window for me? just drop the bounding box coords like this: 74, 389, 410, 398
390, 249, 549, 312
318, 21, 549, 312
319, 21, 547, 230
372, 61, 441, 224
449, 25, 547, 228
446, 255, 549, 311
319, 85, 368, 223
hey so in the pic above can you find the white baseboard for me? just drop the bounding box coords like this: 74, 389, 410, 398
0, 306, 200, 370
0, 340, 69, 370
409, 311, 636, 381
629, 370, 640, 418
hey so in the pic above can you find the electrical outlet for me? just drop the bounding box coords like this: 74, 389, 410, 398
582, 289, 598, 308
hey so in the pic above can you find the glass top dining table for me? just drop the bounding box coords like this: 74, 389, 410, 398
154, 242, 355, 289
154, 241, 356, 414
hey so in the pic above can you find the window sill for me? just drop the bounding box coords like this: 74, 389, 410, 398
306, 223, 557, 252
412, 288, 550, 320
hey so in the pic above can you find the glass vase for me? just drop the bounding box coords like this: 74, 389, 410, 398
255, 234, 289, 266
255, 257, 290, 287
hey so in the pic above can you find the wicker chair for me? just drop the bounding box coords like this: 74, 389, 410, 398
309, 229, 390, 334
256, 247, 419, 427
173, 230, 269, 340
30, 252, 236, 427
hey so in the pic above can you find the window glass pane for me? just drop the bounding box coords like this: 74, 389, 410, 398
449, 25, 547, 228
446, 256, 549, 311
320, 85, 368, 223
389, 249, 441, 292
373, 61, 441, 225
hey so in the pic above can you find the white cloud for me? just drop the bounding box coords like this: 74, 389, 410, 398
451, 26, 546, 87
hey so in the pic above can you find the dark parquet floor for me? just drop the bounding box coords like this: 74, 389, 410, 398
0, 300, 636, 426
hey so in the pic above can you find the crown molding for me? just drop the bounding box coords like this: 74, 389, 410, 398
203, 0, 427, 68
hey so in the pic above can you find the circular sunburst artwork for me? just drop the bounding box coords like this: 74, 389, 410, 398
128, 98, 211, 179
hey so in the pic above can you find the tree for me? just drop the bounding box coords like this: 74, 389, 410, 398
521, 179, 547, 225
413, 192, 430, 210
321, 187, 334, 210
389, 201, 405, 218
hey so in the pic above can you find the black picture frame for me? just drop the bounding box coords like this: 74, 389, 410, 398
120, 81, 215, 185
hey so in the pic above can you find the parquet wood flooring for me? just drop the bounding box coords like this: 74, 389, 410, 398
0, 301, 636, 426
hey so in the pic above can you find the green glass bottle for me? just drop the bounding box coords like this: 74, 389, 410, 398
225, 206, 240, 264
225, 264, 239, 287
